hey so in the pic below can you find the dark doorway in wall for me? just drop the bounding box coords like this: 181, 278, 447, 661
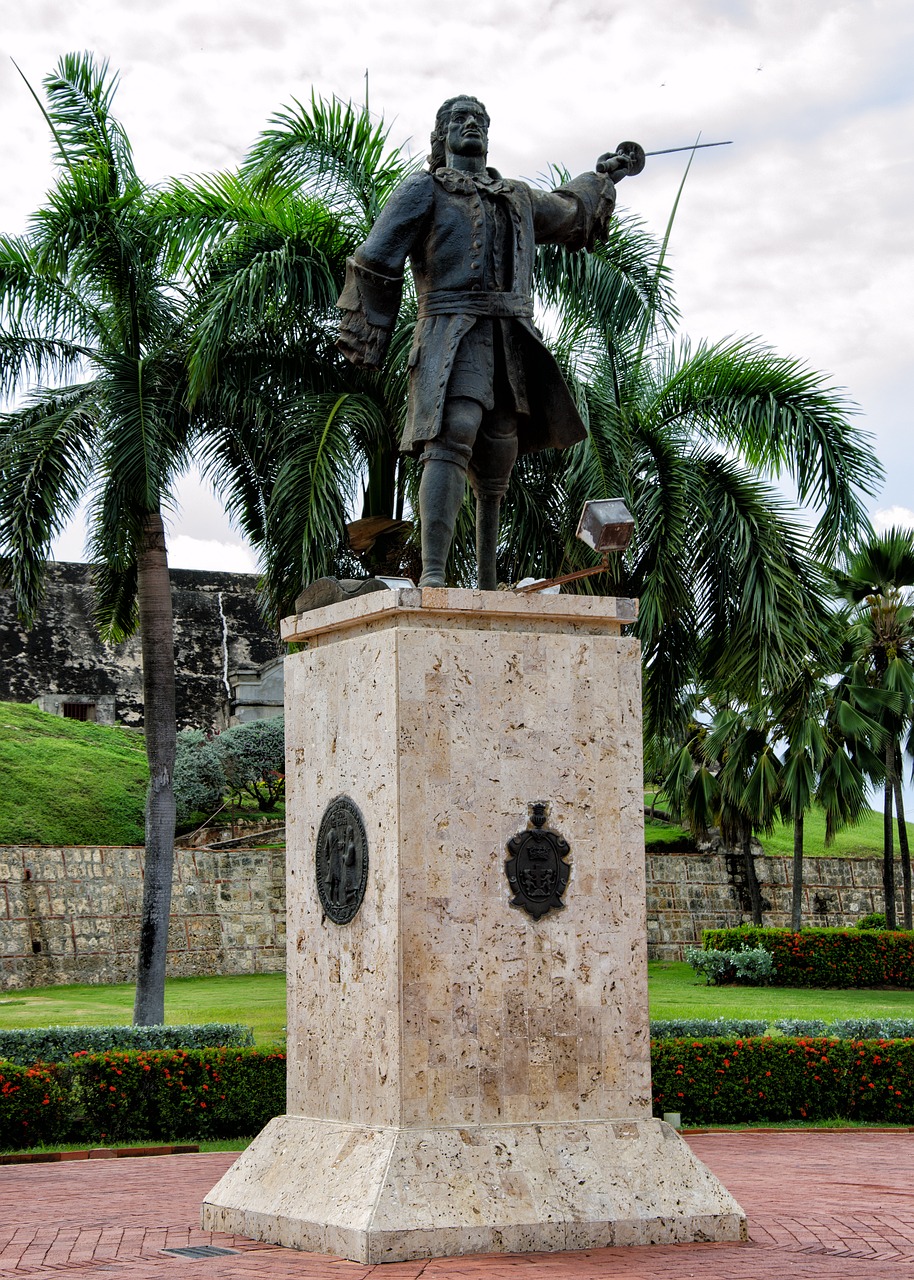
62, 702, 96, 722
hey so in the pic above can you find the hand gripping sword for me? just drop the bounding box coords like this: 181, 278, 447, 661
596, 139, 732, 179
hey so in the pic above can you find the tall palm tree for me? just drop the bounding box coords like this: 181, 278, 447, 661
498, 319, 880, 741
837, 528, 914, 928
773, 662, 874, 930
0, 54, 199, 1022
661, 701, 780, 924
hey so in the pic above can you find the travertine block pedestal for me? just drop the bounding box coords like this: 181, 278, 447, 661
203, 589, 745, 1262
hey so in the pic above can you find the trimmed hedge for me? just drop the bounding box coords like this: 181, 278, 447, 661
650, 1018, 769, 1039
0, 1024, 255, 1066
652, 1036, 914, 1124
0, 1048, 285, 1150
702, 927, 914, 988
4, 1037, 914, 1145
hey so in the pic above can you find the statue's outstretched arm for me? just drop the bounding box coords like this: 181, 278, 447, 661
337, 173, 434, 369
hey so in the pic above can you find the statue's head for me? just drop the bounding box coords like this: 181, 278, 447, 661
428, 95, 489, 170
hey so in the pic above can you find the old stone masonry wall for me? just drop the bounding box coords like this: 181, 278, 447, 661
0, 846, 900, 987
647, 850, 903, 961
0, 845, 285, 990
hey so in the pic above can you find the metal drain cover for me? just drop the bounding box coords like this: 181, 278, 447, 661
163, 1245, 239, 1258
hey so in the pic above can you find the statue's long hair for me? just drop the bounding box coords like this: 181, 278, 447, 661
428, 95, 489, 170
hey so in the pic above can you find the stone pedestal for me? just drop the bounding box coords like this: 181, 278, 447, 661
202, 588, 745, 1262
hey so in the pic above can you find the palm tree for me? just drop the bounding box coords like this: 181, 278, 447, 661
0, 54, 199, 1022
773, 663, 874, 930
661, 701, 780, 924
155, 96, 427, 619
837, 528, 914, 928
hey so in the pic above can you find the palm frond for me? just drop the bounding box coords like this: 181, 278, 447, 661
245, 93, 419, 228
0, 383, 100, 622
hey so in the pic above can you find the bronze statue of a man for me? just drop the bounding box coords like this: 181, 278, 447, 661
337, 95, 641, 588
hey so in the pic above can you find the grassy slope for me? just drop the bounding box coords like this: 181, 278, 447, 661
645, 792, 914, 858
0, 702, 147, 845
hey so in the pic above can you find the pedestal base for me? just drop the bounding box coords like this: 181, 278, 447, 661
202, 1115, 746, 1263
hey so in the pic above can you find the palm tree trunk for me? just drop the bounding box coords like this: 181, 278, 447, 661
743, 827, 764, 926
791, 812, 804, 932
893, 748, 912, 929
133, 510, 177, 1025
884, 737, 897, 930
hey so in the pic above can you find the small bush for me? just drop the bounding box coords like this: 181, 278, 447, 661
651, 1018, 768, 1038
857, 913, 887, 930
0, 1024, 254, 1066
702, 927, 914, 988
174, 729, 226, 824
214, 717, 285, 812
685, 944, 774, 986
829, 1018, 914, 1040
72, 1047, 286, 1144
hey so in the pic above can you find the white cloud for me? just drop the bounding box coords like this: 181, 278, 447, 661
873, 507, 914, 535
166, 535, 259, 573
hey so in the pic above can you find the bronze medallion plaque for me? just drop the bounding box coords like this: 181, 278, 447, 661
505, 801, 571, 919
316, 796, 369, 924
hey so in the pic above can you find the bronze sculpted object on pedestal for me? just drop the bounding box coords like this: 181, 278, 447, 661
337, 96, 643, 589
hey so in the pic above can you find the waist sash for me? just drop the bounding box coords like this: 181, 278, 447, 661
417, 289, 534, 319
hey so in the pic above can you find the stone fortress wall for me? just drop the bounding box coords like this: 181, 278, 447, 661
0, 562, 282, 730
0, 845, 898, 989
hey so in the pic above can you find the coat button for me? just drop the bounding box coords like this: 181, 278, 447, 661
470, 262, 479, 270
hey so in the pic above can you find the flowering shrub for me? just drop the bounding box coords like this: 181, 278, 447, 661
651, 1036, 914, 1124
0, 1062, 68, 1148
702, 927, 914, 988
0, 1048, 285, 1150
72, 1048, 286, 1143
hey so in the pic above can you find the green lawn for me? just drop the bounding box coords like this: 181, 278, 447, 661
0, 973, 287, 1044
648, 961, 914, 1023
4, 969, 914, 1043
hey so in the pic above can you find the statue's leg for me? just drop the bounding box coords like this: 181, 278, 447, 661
468, 410, 518, 591
417, 398, 482, 588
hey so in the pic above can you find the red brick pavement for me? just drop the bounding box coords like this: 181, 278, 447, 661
0, 1131, 911, 1278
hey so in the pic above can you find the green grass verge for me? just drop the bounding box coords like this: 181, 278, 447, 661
5, 1137, 252, 1155
0, 973, 286, 1045
648, 960, 914, 1022
0, 702, 148, 845
4, 969, 914, 1045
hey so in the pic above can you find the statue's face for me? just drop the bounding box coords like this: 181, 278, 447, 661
445, 99, 488, 159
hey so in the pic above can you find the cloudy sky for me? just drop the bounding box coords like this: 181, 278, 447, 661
1, 0, 912, 572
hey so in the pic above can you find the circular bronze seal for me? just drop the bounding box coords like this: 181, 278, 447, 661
316, 795, 369, 924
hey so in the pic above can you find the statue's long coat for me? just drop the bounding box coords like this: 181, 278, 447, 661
337, 167, 617, 456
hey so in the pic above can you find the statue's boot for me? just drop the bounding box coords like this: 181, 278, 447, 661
418, 458, 467, 587
475, 493, 502, 591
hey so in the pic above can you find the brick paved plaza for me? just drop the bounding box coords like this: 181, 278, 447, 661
1, 1130, 912, 1277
